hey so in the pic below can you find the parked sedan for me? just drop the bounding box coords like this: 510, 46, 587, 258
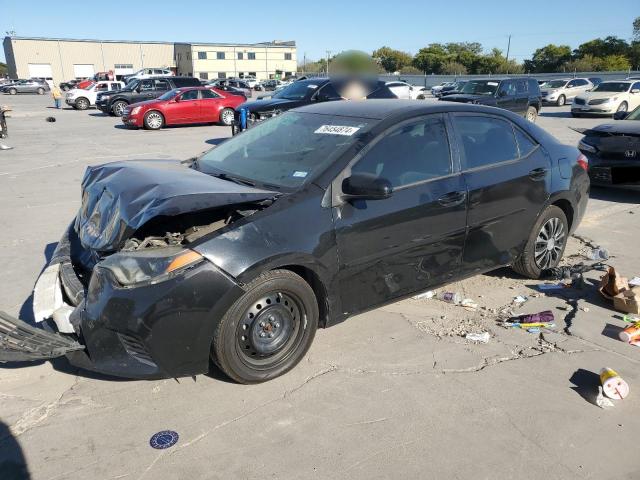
385, 81, 413, 99
2, 79, 50, 95
572, 80, 640, 117
576, 105, 640, 186
540, 78, 592, 106
1, 100, 588, 383
122, 86, 245, 129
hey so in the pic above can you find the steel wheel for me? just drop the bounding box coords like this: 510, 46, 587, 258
220, 108, 235, 126
617, 102, 628, 113
236, 291, 306, 369
534, 217, 566, 270
112, 101, 127, 116
144, 111, 164, 130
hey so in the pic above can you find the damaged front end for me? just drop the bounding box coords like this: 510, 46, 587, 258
1, 160, 278, 377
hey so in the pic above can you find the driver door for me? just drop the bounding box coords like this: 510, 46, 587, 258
333, 114, 467, 314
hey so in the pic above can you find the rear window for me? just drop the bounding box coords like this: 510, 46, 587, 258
454, 115, 519, 169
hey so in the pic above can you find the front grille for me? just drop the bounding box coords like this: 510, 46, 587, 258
589, 98, 608, 106
118, 333, 156, 367
574, 98, 585, 105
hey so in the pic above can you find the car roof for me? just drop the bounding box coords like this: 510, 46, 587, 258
293, 99, 513, 120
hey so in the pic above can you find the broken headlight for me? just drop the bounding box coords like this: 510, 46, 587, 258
98, 247, 205, 287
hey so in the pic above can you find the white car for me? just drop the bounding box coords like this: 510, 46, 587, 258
411, 86, 430, 99
123, 68, 174, 82
65, 81, 124, 110
385, 81, 413, 99
571, 80, 640, 117
236, 77, 258, 88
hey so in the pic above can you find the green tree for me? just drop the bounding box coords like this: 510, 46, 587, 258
444, 42, 483, 71
524, 44, 572, 72
330, 50, 381, 74
562, 55, 598, 72
372, 46, 413, 73
574, 36, 629, 58
628, 42, 640, 70
440, 61, 467, 75
0, 62, 7, 76
413, 43, 449, 73
595, 54, 631, 71
399, 65, 423, 75
634, 17, 640, 41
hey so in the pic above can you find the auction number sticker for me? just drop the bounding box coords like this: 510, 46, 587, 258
315, 125, 361, 136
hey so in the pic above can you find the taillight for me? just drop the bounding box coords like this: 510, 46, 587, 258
577, 153, 588, 171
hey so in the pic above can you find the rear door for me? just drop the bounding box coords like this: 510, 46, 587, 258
514, 79, 530, 113
451, 113, 551, 275
131, 79, 155, 103
199, 89, 223, 122
333, 114, 467, 313
496, 80, 518, 113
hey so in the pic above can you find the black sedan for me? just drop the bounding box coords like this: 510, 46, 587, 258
0, 101, 589, 383
576, 106, 640, 186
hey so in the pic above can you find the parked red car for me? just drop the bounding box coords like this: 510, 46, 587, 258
122, 87, 245, 129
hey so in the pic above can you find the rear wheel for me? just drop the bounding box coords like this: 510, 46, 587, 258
512, 205, 568, 279
37, 87, 45, 95
212, 269, 318, 384
111, 100, 128, 117
75, 97, 90, 110
143, 110, 164, 130
9, 88, 17, 95
219, 108, 235, 126
525, 106, 537, 122
556, 95, 566, 107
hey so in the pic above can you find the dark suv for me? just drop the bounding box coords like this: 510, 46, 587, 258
440, 78, 542, 122
96, 76, 201, 116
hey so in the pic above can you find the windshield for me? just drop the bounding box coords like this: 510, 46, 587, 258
82, 82, 96, 90
158, 89, 180, 100
272, 81, 317, 100
198, 112, 372, 189
593, 82, 630, 93
542, 80, 567, 89
460, 80, 500, 95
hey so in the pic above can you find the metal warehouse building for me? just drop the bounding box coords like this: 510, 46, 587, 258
2, 37, 297, 83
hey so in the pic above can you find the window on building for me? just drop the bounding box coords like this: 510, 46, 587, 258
285, 53, 292, 60
248, 72, 256, 77
237, 52, 243, 60
198, 51, 207, 60
199, 72, 209, 80
216, 52, 225, 60
248, 52, 256, 60
218, 72, 227, 79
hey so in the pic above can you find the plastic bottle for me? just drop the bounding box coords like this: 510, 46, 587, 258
438, 292, 462, 304
588, 247, 609, 260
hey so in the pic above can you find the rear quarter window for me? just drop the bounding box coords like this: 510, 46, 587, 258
454, 115, 519, 169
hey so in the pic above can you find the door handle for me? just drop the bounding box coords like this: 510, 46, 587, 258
438, 191, 466, 207
529, 168, 548, 180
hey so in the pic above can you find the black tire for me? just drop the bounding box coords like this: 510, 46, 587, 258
525, 105, 537, 123
37, 87, 45, 95
143, 110, 164, 130
512, 205, 568, 279
111, 100, 128, 117
556, 95, 565, 107
75, 97, 90, 110
617, 101, 628, 113
8, 88, 17, 95
219, 107, 235, 126
212, 269, 318, 384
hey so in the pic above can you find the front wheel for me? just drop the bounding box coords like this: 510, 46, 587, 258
75, 97, 90, 110
143, 110, 164, 130
8, 88, 17, 95
617, 101, 628, 113
37, 87, 45, 95
111, 100, 128, 117
212, 269, 319, 384
512, 205, 568, 279
219, 107, 235, 126
556, 95, 565, 107
525, 106, 537, 123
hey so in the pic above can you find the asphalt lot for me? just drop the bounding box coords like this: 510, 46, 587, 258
1, 94, 639, 480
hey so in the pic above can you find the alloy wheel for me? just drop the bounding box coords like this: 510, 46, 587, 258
146, 112, 163, 129
112, 102, 126, 116
221, 109, 234, 125
235, 291, 306, 369
617, 102, 628, 113
534, 217, 566, 269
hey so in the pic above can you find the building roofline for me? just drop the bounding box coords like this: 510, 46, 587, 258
4, 36, 295, 48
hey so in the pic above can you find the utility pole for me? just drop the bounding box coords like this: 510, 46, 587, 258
505, 34, 511, 63
326, 50, 331, 75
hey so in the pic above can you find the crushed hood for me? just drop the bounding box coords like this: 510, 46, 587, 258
74, 159, 277, 252
571, 121, 640, 137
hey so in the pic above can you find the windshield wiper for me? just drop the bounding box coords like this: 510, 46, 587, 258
212, 172, 256, 187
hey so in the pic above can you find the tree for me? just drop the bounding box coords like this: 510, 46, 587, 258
399, 65, 422, 75
413, 43, 449, 73
0, 62, 7, 77
524, 44, 572, 72
574, 36, 629, 58
562, 55, 598, 72
330, 50, 381, 74
628, 42, 640, 70
596, 54, 631, 71
444, 42, 483, 71
440, 61, 467, 75
634, 17, 640, 41
372, 46, 413, 73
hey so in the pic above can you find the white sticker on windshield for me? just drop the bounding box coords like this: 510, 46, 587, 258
293, 171, 308, 178
315, 125, 361, 136
487, 82, 499, 86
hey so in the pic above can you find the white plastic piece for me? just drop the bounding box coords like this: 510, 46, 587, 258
596, 386, 615, 409
33, 264, 63, 322
466, 332, 490, 343
52, 305, 76, 334
413, 290, 435, 300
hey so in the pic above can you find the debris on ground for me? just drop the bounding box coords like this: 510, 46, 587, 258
619, 322, 640, 346
45, 116, 56, 122
537, 283, 566, 291
412, 290, 435, 300
461, 298, 478, 311
599, 267, 628, 300
587, 247, 610, 261
613, 288, 640, 315
629, 277, 640, 287
149, 430, 179, 449
600, 368, 629, 400
465, 332, 490, 344
439, 291, 462, 304
596, 386, 615, 409
513, 295, 528, 304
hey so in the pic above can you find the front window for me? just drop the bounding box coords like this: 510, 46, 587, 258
460, 80, 500, 95
158, 89, 180, 101
592, 82, 631, 93
198, 112, 372, 189
273, 81, 317, 100
542, 80, 567, 89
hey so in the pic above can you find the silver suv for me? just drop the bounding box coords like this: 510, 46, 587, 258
540, 78, 592, 106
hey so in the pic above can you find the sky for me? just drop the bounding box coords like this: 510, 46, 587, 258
0, 0, 637, 64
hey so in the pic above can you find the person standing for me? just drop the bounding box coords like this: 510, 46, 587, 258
51, 84, 62, 109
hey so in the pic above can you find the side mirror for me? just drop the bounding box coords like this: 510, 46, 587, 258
341, 173, 393, 201
613, 111, 628, 120
631, 89, 640, 94
135, 86, 142, 93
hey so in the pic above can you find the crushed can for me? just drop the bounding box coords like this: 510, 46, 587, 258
600, 367, 629, 400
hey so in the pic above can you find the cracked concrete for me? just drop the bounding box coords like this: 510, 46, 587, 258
1, 96, 640, 480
